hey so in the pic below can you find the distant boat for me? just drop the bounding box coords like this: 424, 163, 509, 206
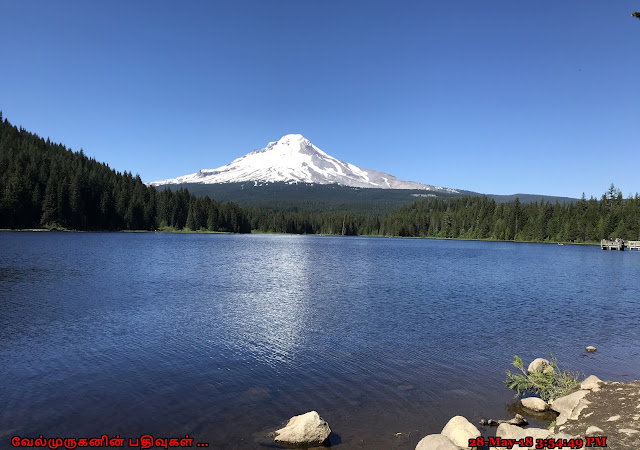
557, 243, 564, 246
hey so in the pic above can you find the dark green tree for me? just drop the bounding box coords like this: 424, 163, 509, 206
0, 115, 251, 233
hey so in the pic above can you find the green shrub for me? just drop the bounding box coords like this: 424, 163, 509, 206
505, 354, 581, 402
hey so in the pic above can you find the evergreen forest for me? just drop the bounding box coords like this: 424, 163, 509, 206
0, 113, 250, 233
242, 189, 640, 242
1, 113, 639, 243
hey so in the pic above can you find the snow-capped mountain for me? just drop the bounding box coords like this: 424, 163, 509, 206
150, 134, 458, 192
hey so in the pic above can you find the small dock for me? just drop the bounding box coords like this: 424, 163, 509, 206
628, 241, 640, 251
601, 239, 625, 250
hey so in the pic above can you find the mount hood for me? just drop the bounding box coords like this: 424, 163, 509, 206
150, 134, 458, 193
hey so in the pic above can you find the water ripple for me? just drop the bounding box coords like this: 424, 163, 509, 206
1, 233, 639, 448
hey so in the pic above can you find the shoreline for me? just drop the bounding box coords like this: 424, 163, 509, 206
414, 373, 640, 449
0, 228, 605, 246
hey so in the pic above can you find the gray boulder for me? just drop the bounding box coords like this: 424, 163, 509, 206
521, 397, 548, 412
550, 390, 590, 425
441, 415, 481, 448
494, 424, 551, 449
495, 423, 525, 440
498, 414, 528, 427
527, 358, 554, 374
580, 375, 602, 390
586, 426, 603, 435
415, 434, 458, 450
272, 411, 331, 447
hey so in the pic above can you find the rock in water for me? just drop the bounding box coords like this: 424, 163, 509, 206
415, 434, 458, 450
496, 415, 527, 426
441, 415, 481, 447
521, 397, 549, 412
273, 411, 331, 447
502, 414, 528, 427
527, 358, 554, 374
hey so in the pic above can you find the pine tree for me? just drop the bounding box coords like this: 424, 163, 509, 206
185, 202, 197, 231
41, 174, 59, 226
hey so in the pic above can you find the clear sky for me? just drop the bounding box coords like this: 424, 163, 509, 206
1, 1, 638, 198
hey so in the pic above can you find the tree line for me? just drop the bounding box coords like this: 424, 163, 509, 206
1, 113, 638, 242
0, 113, 250, 232
242, 189, 639, 242
379, 187, 639, 242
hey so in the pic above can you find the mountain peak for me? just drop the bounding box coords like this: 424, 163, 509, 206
277, 134, 307, 143
260, 133, 318, 157
150, 136, 458, 193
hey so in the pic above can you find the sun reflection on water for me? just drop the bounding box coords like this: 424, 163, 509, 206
215, 236, 315, 368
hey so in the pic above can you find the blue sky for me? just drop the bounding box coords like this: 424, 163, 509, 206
1, 1, 638, 198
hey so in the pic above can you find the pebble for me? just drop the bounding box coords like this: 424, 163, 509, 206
585, 426, 603, 435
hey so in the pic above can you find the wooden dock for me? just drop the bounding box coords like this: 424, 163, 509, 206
601, 239, 625, 250
600, 239, 640, 250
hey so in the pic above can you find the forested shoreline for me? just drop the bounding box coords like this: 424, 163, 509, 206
1, 114, 638, 241
379, 190, 639, 242
243, 188, 639, 243
0, 114, 250, 232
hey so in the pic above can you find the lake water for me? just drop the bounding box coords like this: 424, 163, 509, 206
1, 232, 639, 449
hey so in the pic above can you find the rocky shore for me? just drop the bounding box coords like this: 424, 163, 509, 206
413, 378, 639, 449
550, 379, 640, 449
269, 358, 639, 449
411, 362, 640, 450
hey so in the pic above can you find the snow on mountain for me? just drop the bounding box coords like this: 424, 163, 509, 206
150, 134, 458, 192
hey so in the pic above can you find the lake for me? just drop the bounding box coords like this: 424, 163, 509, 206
1, 232, 639, 449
